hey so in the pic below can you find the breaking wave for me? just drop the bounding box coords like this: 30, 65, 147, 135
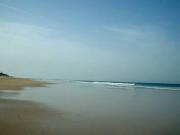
74, 80, 180, 90
75, 81, 135, 87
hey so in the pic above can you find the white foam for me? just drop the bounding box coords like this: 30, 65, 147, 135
76, 81, 135, 87
135, 86, 180, 91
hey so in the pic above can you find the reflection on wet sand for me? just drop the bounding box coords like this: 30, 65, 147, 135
0, 98, 63, 135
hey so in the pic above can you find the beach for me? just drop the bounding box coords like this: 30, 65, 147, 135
0, 79, 180, 135
0, 77, 62, 135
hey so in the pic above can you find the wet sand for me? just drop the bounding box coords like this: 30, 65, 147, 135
0, 77, 49, 90
1, 79, 180, 135
0, 98, 63, 135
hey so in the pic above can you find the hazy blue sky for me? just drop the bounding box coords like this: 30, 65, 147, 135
0, 0, 180, 83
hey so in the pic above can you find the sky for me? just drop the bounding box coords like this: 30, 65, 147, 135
0, 0, 180, 83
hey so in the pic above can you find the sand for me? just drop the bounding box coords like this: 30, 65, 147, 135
0, 77, 49, 90
0, 77, 63, 135
0, 99, 63, 135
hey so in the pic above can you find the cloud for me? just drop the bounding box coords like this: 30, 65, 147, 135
102, 25, 170, 48
0, 22, 126, 80
103, 25, 164, 38
0, 22, 57, 42
0, 2, 43, 18
103, 25, 142, 36
0, 2, 31, 15
0, 22, 180, 83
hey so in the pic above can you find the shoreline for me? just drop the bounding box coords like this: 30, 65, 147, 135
0, 77, 63, 135
0, 77, 49, 90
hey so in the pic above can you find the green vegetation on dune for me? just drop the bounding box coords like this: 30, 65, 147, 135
0, 72, 9, 77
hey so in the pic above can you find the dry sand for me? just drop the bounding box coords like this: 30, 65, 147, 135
0, 77, 49, 90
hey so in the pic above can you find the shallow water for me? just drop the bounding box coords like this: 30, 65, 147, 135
2, 80, 180, 135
